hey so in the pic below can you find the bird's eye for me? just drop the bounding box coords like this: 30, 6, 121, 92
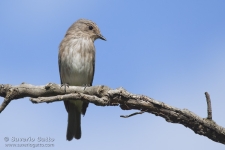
89, 26, 93, 30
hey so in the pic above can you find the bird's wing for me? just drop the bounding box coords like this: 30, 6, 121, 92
81, 49, 95, 115
59, 45, 70, 113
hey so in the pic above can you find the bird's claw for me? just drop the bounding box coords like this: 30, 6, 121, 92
61, 83, 69, 93
83, 84, 91, 90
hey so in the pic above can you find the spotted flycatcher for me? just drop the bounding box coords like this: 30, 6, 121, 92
58, 19, 106, 140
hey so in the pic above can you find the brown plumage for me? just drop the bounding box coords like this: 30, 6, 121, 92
58, 19, 106, 140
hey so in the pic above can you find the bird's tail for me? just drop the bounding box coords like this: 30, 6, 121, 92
67, 102, 81, 140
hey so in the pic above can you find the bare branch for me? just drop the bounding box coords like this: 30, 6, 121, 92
0, 83, 110, 112
1, 83, 225, 144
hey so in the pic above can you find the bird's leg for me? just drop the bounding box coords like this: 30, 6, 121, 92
83, 84, 91, 91
61, 83, 69, 93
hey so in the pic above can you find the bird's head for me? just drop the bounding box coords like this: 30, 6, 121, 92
66, 19, 106, 42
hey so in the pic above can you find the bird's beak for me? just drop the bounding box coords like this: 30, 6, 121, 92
98, 34, 106, 41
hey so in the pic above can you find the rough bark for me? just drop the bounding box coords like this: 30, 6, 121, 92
0, 83, 224, 144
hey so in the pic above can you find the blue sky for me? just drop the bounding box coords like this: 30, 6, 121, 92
1, 0, 225, 149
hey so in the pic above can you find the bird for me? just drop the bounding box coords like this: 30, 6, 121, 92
58, 19, 106, 140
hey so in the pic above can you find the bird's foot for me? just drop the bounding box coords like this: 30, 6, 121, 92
83, 84, 91, 90
61, 83, 69, 93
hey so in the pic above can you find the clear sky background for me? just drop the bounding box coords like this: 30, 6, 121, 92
1, 0, 225, 149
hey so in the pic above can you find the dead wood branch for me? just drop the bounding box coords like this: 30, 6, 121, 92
0, 83, 225, 144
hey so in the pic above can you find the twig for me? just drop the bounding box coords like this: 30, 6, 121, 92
205, 92, 212, 120
120, 111, 145, 118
